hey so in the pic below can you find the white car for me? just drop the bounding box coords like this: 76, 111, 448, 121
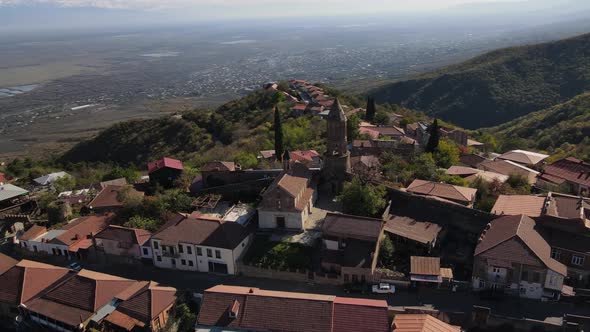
372, 283, 395, 294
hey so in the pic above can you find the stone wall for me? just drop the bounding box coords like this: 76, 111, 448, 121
236, 262, 342, 285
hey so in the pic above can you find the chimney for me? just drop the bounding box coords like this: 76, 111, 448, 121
229, 300, 240, 319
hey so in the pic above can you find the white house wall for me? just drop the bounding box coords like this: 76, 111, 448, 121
258, 210, 304, 230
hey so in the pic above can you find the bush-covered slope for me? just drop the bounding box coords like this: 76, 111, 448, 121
372, 33, 590, 129
486, 92, 590, 160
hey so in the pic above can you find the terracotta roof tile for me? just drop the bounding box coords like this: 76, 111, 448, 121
201, 161, 236, 172
147, 157, 184, 174
115, 281, 177, 322
95, 225, 152, 246
479, 160, 538, 183
474, 215, 567, 276
541, 157, 590, 187
0, 253, 18, 275
51, 214, 113, 247
491, 195, 546, 217
410, 256, 440, 276
0, 260, 70, 305
322, 213, 383, 242
393, 314, 461, 332
385, 216, 441, 245
406, 179, 477, 204
153, 216, 250, 249
332, 297, 390, 332
89, 185, 144, 210
20, 225, 47, 241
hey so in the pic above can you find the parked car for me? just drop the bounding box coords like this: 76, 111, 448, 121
68, 262, 82, 271
372, 283, 395, 294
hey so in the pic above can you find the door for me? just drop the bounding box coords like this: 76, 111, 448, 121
208, 261, 229, 274
276, 216, 286, 229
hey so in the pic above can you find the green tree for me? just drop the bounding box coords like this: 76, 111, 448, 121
52, 175, 76, 193
379, 235, 395, 267
338, 177, 387, 217
234, 152, 258, 169
274, 107, 284, 161
365, 96, 376, 122
175, 303, 197, 332
374, 111, 390, 126
425, 119, 440, 153
413, 153, 438, 181
124, 215, 161, 232
347, 114, 360, 142
103, 166, 140, 183
434, 139, 460, 168
159, 189, 193, 213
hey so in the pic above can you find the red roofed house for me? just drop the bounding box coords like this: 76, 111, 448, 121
290, 150, 321, 168
0, 172, 8, 184
406, 179, 477, 207
102, 281, 177, 332
0, 253, 17, 276
472, 215, 567, 300
392, 314, 461, 332
257, 162, 316, 230
538, 157, 590, 196
148, 157, 184, 188
24, 269, 140, 331
88, 185, 144, 213
196, 285, 390, 332
0, 260, 71, 320
150, 213, 252, 275
291, 102, 308, 116
94, 225, 152, 261
19, 214, 113, 260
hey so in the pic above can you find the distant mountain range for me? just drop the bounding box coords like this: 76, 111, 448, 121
371, 33, 590, 129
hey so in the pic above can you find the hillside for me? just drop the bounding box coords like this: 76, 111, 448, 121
371, 33, 590, 129
59, 89, 329, 167
485, 92, 590, 160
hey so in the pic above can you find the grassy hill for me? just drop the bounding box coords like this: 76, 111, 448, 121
485, 92, 590, 161
371, 33, 590, 129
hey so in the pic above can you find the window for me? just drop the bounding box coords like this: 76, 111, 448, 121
156, 256, 162, 262
207, 249, 213, 258
171, 259, 176, 266
215, 250, 221, 259
551, 248, 561, 260
572, 255, 585, 266
479, 280, 485, 289
153, 241, 159, 250
22, 242, 27, 248
181, 259, 186, 265
178, 245, 184, 254
188, 260, 194, 267
520, 287, 526, 294
492, 267, 501, 273
344, 274, 349, 282
143, 248, 149, 255
521, 271, 528, 282
532, 272, 540, 283
197, 247, 203, 256
187, 246, 192, 255
169, 246, 175, 254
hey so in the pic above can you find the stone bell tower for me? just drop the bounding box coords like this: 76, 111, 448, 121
323, 98, 351, 193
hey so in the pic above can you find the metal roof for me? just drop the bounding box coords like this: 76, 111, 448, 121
0, 183, 28, 202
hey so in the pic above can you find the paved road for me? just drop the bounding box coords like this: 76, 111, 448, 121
5, 250, 589, 323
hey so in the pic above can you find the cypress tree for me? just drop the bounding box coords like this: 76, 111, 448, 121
274, 107, 284, 161
366, 96, 376, 122
425, 119, 440, 153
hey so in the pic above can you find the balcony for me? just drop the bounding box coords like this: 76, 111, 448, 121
162, 251, 180, 258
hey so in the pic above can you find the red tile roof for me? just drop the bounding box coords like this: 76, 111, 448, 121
322, 213, 383, 242
113, 281, 177, 323
0, 253, 18, 275
491, 195, 546, 217
147, 157, 184, 174
385, 216, 442, 245
290, 150, 320, 163
406, 179, 477, 204
0, 260, 71, 306
198, 285, 390, 332
95, 225, 152, 246
88, 185, 144, 210
51, 214, 113, 248
540, 157, 590, 187
474, 215, 567, 276
393, 314, 461, 332
201, 161, 237, 172
20, 224, 47, 241
410, 256, 441, 276
25, 269, 138, 327
153, 215, 250, 249
332, 297, 390, 332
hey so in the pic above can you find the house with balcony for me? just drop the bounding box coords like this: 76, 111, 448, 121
472, 215, 567, 300
150, 213, 252, 275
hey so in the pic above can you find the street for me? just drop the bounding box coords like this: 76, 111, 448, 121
4, 248, 589, 324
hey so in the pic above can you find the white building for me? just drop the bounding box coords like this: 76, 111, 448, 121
150, 213, 252, 275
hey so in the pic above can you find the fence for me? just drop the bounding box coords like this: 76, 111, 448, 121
237, 262, 342, 285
